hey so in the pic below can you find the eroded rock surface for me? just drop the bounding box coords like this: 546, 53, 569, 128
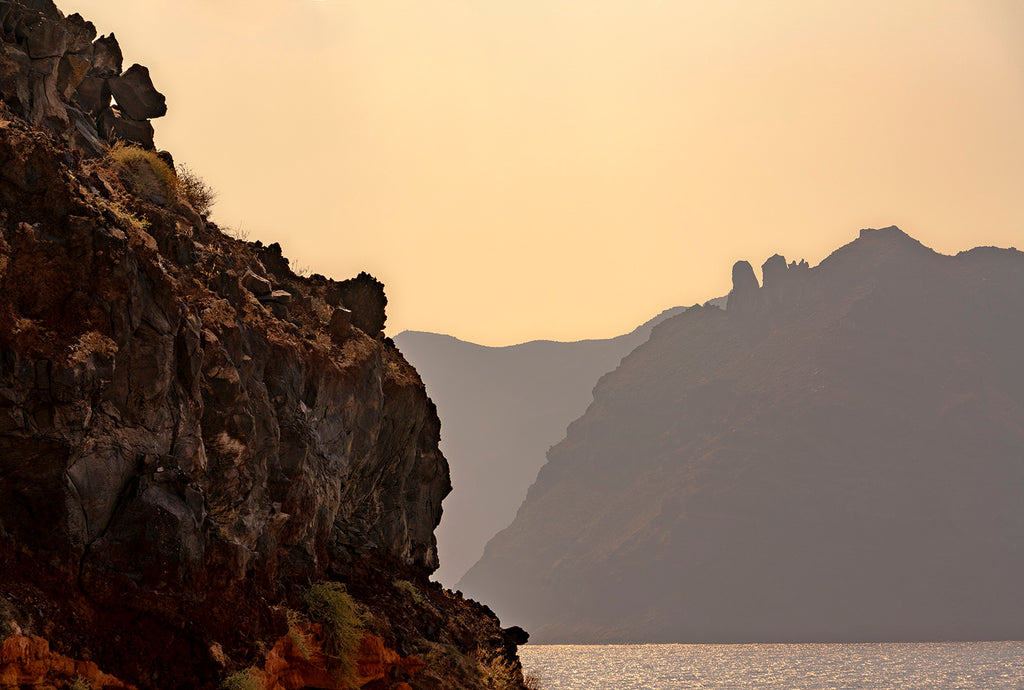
0, 0, 165, 152
0, 2, 529, 686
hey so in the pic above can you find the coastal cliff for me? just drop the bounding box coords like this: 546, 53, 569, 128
395, 307, 686, 585
461, 227, 1024, 644
0, 1, 529, 687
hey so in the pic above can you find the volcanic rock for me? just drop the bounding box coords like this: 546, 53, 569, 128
0, 2, 532, 686
242, 268, 273, 297
108, 63, 165, 120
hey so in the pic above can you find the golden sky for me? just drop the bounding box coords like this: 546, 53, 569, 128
61, 1, 1024, 345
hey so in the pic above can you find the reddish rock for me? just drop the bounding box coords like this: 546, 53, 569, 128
0, 634, 135, 689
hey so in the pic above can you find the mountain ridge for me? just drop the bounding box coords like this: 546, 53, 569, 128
395, 305, 692, 585
460, 226, 1024, 644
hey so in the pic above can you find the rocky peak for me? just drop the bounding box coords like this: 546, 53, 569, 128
725, 259, 761, 315
1, 0, 166, 153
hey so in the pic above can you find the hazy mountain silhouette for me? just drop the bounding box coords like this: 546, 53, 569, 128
395, 306, 692, 585
459, 227, 1024, 643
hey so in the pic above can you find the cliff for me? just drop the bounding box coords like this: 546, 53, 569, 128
0, 2, 529, 687
395, 307, 686, 585
460, 226, 1024, 643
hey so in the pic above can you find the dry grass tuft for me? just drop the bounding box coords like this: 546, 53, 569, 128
108, 142, 178, 204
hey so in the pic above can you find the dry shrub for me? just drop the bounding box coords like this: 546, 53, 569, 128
177, 163, 217, 215
108, 142, 178, 204
108, 143, 217, 216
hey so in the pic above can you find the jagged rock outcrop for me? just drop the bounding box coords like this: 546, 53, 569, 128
461, 226, 1024, 644
0, 3, 530, 686
0, 0, 165, 153
725, 259, 761, 315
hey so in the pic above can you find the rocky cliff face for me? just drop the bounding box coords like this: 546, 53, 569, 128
0, 2, 528, 687
460, 226, 1024, 644
395, 307, 686, 586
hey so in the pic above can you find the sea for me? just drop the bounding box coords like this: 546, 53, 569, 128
519, 642, 1024, 689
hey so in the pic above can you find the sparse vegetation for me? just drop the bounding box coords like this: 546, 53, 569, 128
103, 199, 150, 234
108, 142, 178, 204
224, 224, 250, 241
302, 582, 364, 680
0, 619, 10, 642
68, 677, 91, 690
477, 652, 519, 689
286, 608, 311, 660
176, 163, 217, 215
219, 668, 259, 690
393, 579, 427, 607
107, 143, 217, 217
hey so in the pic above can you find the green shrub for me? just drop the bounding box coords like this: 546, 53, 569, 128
0, 619, 10, 641
220, 668, 259, 690
108, 142, 179, 204
176, 163, 217, 215
302, 582, 364, 680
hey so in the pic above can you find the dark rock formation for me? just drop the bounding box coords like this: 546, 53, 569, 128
460, 226, 1024, 644
396, 306, 687, 585
333, 271, 388, 338
761, 253, 811, 308
0, 1, 166, 152
725, 259, 761, 315
107, 63, 165, 120
0, 3, 530, 686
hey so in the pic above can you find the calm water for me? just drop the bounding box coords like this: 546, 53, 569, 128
519, 642, 1024, 689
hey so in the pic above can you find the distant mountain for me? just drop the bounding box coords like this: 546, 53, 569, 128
459, 227, 1024, 643
395, 306, 690, 585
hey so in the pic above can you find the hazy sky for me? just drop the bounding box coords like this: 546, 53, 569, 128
61, 1, 1024, 345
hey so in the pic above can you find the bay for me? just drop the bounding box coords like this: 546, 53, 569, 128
519, 641, 1024, 689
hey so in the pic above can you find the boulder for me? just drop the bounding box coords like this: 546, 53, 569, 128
74, 73, 109, 115
241, 269, 272, 297
97, 106, 154, 148
108, 63, 166, 120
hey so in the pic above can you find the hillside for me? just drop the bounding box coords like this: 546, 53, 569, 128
395, 307, 687, 584
459, 227, 1024, 643
0, 2, 529, 687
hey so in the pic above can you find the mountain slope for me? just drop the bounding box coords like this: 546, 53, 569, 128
0, 2, 529, 687
459, 227, 1024, 643
395, 307, 688, 585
